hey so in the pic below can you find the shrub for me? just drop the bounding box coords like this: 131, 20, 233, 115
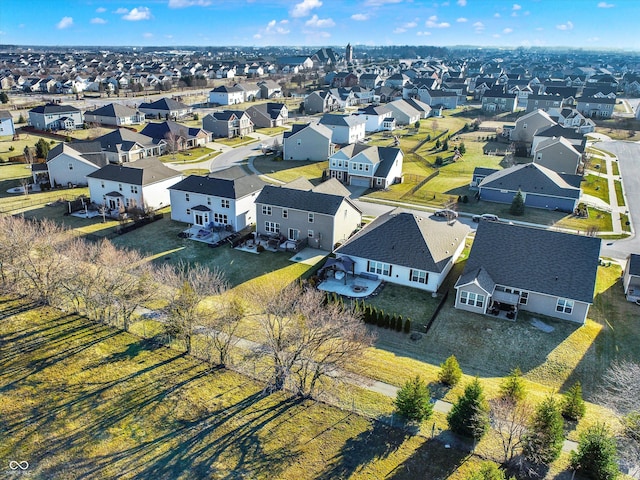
388, 315, 395, 330
439, 355, 462, 386
562, 382, 586, 421
499, 367, 526, 402
404, 318, 411, 333
256, 244, 265, 252
376, 309, 385, 328
395, 376, 433, 422
570, 423, 619, 480
435, 156, 443, 166
384, 313, 391, 329
396, 315, 403, 332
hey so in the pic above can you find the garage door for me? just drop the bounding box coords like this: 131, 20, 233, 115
350, 176, 371, 188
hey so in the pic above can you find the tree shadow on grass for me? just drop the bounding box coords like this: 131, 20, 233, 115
318, 419, 411, 479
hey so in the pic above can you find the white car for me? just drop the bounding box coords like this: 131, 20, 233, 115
434, 209, 459, 218
472, 213, 500, 223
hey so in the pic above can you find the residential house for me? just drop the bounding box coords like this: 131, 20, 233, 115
470, 167, 499, 189
355, 104, 395, 132
481, 86, 518, 113
335, 209, 469, 292
403, 98, 432, 119
359, 73, 381, 89
138, 97, 192, 120
454, 221, 600, 324
94, 128, 165, 163
254, 178, 362, 251
526, 93, 568, 113
318, 114, 366, 144
531, 124, 586, 154
510, 109, 557, 145
28, 103, 83, 131
169, 166, 266, 231
87, 157, 182, 212
0, 110, 15, 136
575, 96, 616, 119
282, 123, 334, 161
258, 80, 282, 99
209, 85, 244, 106
418, 89, 459, 109
548, 107, 596, 134
332, 72, 359, 88
235, 82, 261, 102
622, 254, 640, 302
532, 136, 583, 174
350, 86, 375, 105
83, 103, 145, 127
304, 90, 341, 114
140, 121, 211, 149
385, 73, 409, 89
276, 56, 314, 73
46, 141, 107, 187
385, 99, 421, 126
329, 143, 403, 189
202, 110, 253, 138
245, 103, 288, 129
477, 162, 581, 212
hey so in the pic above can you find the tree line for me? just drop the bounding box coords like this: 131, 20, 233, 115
0, 215, 373, 399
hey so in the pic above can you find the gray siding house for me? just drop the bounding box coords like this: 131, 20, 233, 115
282, 123, 334, 161
254, 178, 362, 251
245, 103, 288, 128
202, 110, 253, 138
454, 221, 600, 324
29, 103, 84, 131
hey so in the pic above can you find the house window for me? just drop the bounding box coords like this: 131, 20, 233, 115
214, 213, 228, 224
410, 269, 428, 284
131, 186, 138, 194
556, 298, 574, 314
308, 213, 314, 223
358, 163, 363, 171
308, 230, 314, 238
262, 205, 272, 216
101, 181, 105, 188
368, 261, 391, 277
185, 193, 190, 202
207, 197, 211, 205
282, 209, 288, 218
186, 208, 191, 215
297, 139, 301, 146
519, 291, 529, 305
221, 199, 230, 208
118, 183, 122, 192
376, 178, 383, 185
460, 291, 485, 308
68, 163, 73, 170
288, 228, 299, 241
265, 221, 280, 233
365, 165, 370, 172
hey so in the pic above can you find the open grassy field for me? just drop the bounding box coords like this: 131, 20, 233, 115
0, 297, 478, 480
0, 130, 60, 162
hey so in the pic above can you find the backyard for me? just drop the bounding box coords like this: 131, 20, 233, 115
252, 156, 328, 184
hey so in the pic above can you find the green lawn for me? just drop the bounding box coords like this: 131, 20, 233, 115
582, 174, 610, 203
216, 135, 256, 147
252, 156, 327, 184
611, 161, 620, 176
0, 187, 89, 215
614, 179, 625, 207
160, 147, 219, 164
0, 129, 60, 162
255, 126, 288, 136
364, 283, 441, 329
0, 298, 474, 480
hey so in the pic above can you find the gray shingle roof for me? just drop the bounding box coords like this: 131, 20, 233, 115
255, 182, 359, 216
336, 209, 469, 272
87, 157, 181, 186
319, 114, 366, 127
627, 254, 640, 277
139, 97, 190, 112
460, 221, 600, 303
479, 163, 581, 200
30, 103, 80, 114
87, 103, 141, 118
169, 169, 266, 199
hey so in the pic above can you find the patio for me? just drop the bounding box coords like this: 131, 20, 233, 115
180, 224, 235, 246
317, 272, 382, 298
486, 290, 519, 321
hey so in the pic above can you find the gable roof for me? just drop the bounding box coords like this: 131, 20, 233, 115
46, 141, 108, 168
169, 168, 266, 199
95, 128, 161, 152
139, 97, 190, 112
283, 122, 333, 140
210, 85, 244, 93
479, 163, 581, 199
627, 254, 640, 277
319, 114, 366, 127
459, 221, 600, 303
140, 120, 204, 140
255, 180, 360, 216
336, 209, 469, 273
30, 103, 80, 114
534, 124, 586, 141
87, 103, 141, 118
87, 157, 181, 186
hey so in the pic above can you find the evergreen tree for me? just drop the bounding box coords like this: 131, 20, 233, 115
459, 142, 466, 155
384, 313, 391, 329
439, 355, 463, 386
499, 367, 526, 403
388, 315, 395, 330
435, 138, 441, 149
35, 138, 51, 158
404, 318, 411, 333
447, 378, 490, 440
562, 382, 586, 421
377, 309, 385, 327
466, 462, 514, 480
0, 92, 8, 103
523, 396, 565, 465
395, 376, 434, 422
510, 190, 525, 216
442, 139, 449, 151
396, 315, 403, 332
570, 423, 619, 480
18, 113, 26, 124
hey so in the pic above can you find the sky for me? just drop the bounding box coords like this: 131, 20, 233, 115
1, 0, 639, 50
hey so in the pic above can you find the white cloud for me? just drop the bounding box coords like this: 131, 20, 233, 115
91, 17, 107, 24
290, 0, 322, 18
456, 17, 467, 22
556, 20, 574, 30
494, 12, 501, 18
165, 34, 174, 39
57, 17, 73, 29
473, 21, 484, 28
169, 0, 211, 7
587, 36, 600, 41
597, 1, 614, 7
425, 15, 450, 28
394, 28, 406, 34
114, 8, 129, 14
260, 19, 290, 35
351, 13, 369, 21
512, 3, 522, 10
123, 7, 152, 21
457, 0, 467, 5
143, 32, 153, 38
96, 7, 106, 13
305, 14, 335, 28
416, 31, 431, 36
254, 33, 262, 39
493, 33, 501, 38
364, 0, 402, 5
503, 27, 513, 34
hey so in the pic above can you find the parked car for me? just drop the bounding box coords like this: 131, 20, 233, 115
472, 213, 500, 223
434, 209, 459, 218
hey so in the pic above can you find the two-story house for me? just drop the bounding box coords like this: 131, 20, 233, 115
138, 97, 192, 120
318, 114, 366, 145
94, 128, 165, 163
28, 103, 84, 131
282, 123, 334, 161
254, 178, 362, 251
209, 85, 245, 105
87, 157, 182, 212
46, 141, 107, 188
140, 121, 211, 149
169, 166, 266, 231
329, 144, 403, 189
0, 110, 15, 136
202, 110, 254, 138
84, 103, 145, 127
245, 103, 288, 129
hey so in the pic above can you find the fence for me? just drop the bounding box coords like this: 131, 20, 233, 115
424, 290, 449, 334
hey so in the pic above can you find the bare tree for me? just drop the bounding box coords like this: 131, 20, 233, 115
158, 262, 228, 354
249, 284, 374, 398
490, 397, 533, 464
165, 131, 185, 160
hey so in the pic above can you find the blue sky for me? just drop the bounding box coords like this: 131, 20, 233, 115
1, 0, 638, 50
